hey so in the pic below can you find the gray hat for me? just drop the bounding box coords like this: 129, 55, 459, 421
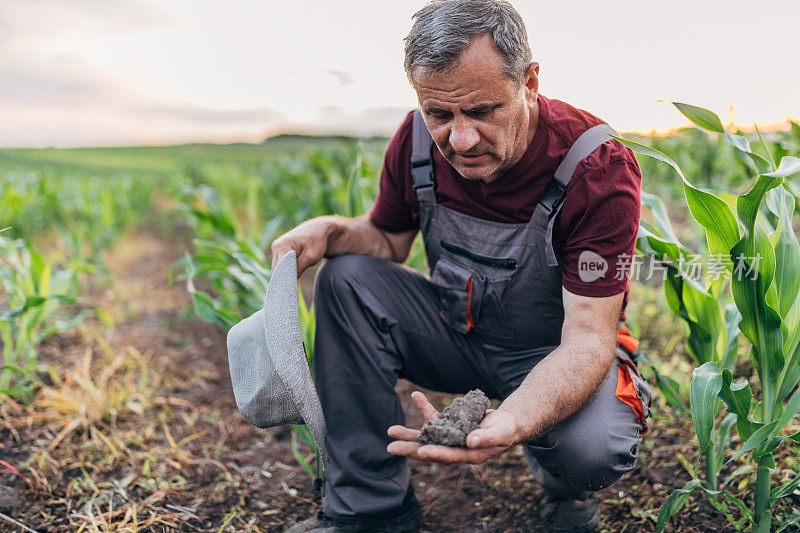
226, 250, 328, 467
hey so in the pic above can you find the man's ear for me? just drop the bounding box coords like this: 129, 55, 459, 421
523, 62, 539, 103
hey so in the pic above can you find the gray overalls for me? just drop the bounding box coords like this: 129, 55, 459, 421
313, 110, 651, 521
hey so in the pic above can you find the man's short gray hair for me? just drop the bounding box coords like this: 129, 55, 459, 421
404, 0, 533, 85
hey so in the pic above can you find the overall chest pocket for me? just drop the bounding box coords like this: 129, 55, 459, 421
430, 241, 516, 340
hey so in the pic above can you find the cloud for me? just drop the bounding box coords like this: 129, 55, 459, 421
0, 64, 115, 106
0, 56, 288, 146
0, 0, 166, 44
326, 70, 355, 86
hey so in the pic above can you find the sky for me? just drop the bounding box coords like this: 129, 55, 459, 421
1, 0, 799, 147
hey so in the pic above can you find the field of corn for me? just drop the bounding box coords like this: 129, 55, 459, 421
2, 104, 800, 532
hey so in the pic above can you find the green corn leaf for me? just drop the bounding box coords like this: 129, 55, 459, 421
772, 387, 800, 437
0, 295, 46, 321
771, 186, 800, 319
719, 369, 753, 420
721, 304, 741, 371
657, 478, 702, 532
774, 511, 800, 533
729, 420, 779, 463
641, 191, 683, 245
656, 373, 688, 412
690, 361, 723, 453
721, 464, 754, 489
764, 156, 800, 178
754, 124, 777, 171
714, 414, 738, 460
190, 290, 239, 331
777, 337, 800, 401
772, 470, 800, 501
682, 284, 725, 365
0, 363, 31, 377
698, 487, 754, 524
731, 172, 786, 417
673, 102, 724, 132
672, 102, 772, 175
290, 427, 315, 478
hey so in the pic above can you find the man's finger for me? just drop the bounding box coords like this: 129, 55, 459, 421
387, 425, 420, 441
411, 391, 441, 421
387, 440, 423, 457
466, 426, 512, 449
414, 444, 504, 464
270, 244, 289, 271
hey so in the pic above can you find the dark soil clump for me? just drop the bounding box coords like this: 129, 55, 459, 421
419, 389, 490, 446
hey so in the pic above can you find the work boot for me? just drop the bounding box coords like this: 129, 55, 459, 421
538, 491, 601, 533
284, 494, 422, 533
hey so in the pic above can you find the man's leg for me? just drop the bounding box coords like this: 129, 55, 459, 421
520, 347, 651, 498
491, 344, 650, 499
313, 254, 496, 522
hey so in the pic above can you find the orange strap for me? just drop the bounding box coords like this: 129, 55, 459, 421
615, 357, 648, 433
616, 327, 639, 354
465, 277, 474, 332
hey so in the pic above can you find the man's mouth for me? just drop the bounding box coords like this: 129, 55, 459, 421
455, 153, 488, 164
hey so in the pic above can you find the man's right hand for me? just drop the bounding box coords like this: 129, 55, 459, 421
270, 214, 417, 278
270, 216, 334, 277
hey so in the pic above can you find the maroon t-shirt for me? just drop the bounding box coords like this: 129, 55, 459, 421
369, 95, 641, 319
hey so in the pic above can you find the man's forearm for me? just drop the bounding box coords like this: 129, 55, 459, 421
324, 214, 407, 263
498, 333, 617, 444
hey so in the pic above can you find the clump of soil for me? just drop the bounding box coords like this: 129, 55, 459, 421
419, 389, 490, 447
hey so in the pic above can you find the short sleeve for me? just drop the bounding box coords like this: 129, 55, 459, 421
369, 111, 418, 233
556, 151, 642, 298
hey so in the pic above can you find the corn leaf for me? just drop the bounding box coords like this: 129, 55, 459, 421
690, 361, 723, 453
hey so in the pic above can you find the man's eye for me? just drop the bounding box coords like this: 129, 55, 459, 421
466, 109, 490, 118
429, 111, 450, 120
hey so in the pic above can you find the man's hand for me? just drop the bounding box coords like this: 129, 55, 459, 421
386, 391, 518, 465
270, 217, 333, 276
270, 215, 418, 277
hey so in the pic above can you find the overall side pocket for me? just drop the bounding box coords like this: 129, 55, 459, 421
430, 258, 483, 334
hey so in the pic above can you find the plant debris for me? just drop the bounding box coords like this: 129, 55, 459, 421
419, 389, 490, 447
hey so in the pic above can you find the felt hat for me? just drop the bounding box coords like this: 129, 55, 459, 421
226, 250, 328, 466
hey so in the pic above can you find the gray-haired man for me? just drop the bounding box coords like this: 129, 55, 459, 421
275, 1, 651, 531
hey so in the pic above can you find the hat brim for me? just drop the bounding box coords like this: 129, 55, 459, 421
262, 250, 328, 466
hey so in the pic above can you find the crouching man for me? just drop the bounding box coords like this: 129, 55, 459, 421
273, 1, 651, 531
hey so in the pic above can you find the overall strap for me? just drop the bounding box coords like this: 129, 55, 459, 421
532, 123, 619, 266
410, 110, 436, 204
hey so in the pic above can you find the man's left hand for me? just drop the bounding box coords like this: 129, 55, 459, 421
386, 391, 519, 465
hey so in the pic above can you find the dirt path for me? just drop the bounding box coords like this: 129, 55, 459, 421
2, 226, 731, 532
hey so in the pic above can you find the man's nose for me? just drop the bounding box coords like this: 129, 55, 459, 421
449, 120, 480, 153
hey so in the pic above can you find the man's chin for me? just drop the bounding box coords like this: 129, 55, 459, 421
453, 163, 501, 182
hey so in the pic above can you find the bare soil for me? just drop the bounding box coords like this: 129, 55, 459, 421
0, 225, 782, 531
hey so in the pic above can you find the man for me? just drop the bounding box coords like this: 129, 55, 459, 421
275, 1, 651, 531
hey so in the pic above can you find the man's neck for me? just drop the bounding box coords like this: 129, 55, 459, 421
527, 98, 540, 147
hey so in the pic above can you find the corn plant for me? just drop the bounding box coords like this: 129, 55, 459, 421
0, 234, 92, 401
175, 143, 374, 480
635, 189, 742, 492
615, 103, 800, 531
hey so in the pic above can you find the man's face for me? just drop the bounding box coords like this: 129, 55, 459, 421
412, 34, 539, 183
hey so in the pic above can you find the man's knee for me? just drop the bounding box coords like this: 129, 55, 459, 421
527, 427, 641, 492
314, 254, 376, 301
